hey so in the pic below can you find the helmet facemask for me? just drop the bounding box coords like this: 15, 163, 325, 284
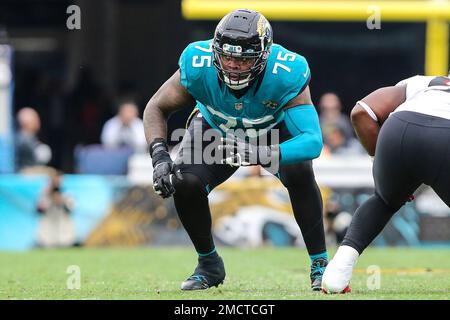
213, 44, 269, 90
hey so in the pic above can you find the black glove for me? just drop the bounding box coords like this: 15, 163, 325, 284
150, 138, 183, 198
218, 135, 280, 173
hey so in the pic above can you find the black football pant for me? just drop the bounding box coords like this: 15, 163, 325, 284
172, 113, 326, 256
342, 111, 450, 254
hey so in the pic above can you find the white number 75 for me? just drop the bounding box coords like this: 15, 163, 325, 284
192, 55, 211, 67
272, 51, 295, 74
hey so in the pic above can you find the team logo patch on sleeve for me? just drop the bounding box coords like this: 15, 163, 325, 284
262, 100, 278, 109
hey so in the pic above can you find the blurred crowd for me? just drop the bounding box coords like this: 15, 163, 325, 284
318, 92, 365, 157
14, 68, 147, 175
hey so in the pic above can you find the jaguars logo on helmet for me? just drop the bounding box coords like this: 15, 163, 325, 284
257, 14, 271, 40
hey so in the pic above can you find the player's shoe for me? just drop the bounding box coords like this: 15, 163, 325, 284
181, 255, 225, 290
321, 258, 352, 294
310, 257, 328, 291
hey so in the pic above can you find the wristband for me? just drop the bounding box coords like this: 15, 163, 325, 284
149, 138, 168, 156
149, 138, 171, 167
356, 101, 378, 123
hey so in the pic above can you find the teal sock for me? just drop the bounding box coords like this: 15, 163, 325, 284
197, 248, 218, 258
309, 252, 328, 264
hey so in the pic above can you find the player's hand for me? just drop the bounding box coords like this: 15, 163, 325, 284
218, 135, 278, 169
218, 135, 254, 166
150, 139, 183, 198
152, 161, 183, 198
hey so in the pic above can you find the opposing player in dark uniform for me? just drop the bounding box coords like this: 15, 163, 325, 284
144, 9, 328, 291
322, 75, 450, 293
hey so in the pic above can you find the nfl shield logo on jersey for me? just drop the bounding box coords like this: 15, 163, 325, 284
235, 102, 243, 110
263, 100, 278, 109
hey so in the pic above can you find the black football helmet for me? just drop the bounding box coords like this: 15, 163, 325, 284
212, 9, 273, 90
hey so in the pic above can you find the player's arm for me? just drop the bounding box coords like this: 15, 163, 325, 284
279, 85, 323, 165
350, 85, 406, 156
143, 69, 196, 145
143, 69, 195, 198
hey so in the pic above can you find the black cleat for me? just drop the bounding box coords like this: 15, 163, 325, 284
181, 255, 226, 291
310, 257, 328, 291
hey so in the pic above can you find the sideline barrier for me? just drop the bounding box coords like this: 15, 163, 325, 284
1, 155, 449, 250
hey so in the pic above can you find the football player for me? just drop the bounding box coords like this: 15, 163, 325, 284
322, 75, 450, 294
144, 9, 328, 291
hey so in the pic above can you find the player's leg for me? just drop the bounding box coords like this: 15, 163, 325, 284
172, 113, 237, 290
278, 161, 328, 291
345, 113, 450, 253
433, 169, 450, 207
323, 112, 422, 293
429, 128, 450, 207
173, 171, 229, 290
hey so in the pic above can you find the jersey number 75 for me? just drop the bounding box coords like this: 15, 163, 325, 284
272, 52, 295, 74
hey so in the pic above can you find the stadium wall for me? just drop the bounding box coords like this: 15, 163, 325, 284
1, 165, 449, 251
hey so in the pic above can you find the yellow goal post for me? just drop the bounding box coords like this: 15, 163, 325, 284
181, 0, 450, 76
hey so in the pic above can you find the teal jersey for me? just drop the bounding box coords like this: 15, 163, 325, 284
178, 40, 311, 137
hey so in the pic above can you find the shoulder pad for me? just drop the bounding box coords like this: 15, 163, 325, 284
266, 44, 311, 107
179, 40, 214, 95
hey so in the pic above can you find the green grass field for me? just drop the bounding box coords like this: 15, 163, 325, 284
0, 247, 449, 300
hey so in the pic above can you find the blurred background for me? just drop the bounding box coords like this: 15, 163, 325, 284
0, 0, 449, 251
